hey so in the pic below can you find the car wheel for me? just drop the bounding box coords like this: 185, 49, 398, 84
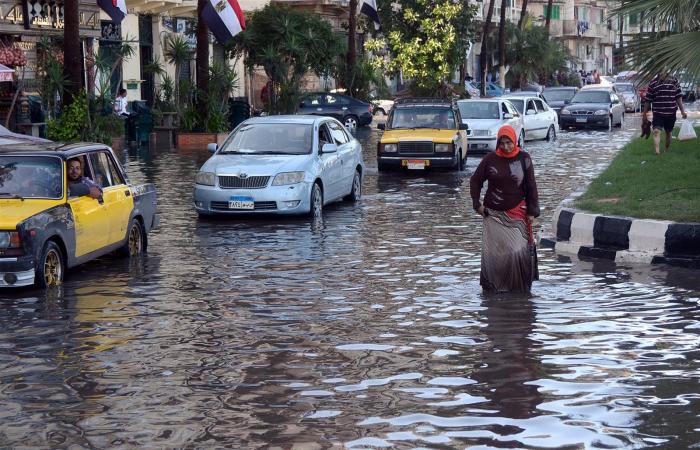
459, 150, 467, 171
36, 240, 64, 288
309, 183, 323, 218
344, 115, 359, 131
545, 125, 556, 142
345, 169, 362, 202
617, 113, 624, 128
118, 220, 144, 257
377, 161, 388, 172
518, 131, 525, 149
607, 115, 613, 131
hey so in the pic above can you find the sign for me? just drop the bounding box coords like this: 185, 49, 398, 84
25, 0, 65, 29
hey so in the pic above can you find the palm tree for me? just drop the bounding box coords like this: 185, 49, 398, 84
163, 33, 191, 110
545, 0, 554, 34
612, 0, 700, 83
63, 0, 81, 107
479, 0, 497, 97
196, 0, 209, 129
518, 0, 529, 30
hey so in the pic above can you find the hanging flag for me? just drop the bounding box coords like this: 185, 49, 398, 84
97, 0, 127, 24
359, 0, 380, 27
203, 0, 246, 44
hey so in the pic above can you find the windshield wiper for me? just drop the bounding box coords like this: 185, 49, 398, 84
0, 192, 23, 200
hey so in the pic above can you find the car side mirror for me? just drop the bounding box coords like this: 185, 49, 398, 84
526, 109, 536, 115
503, 113, 514, 119
459, 123, 468, 130
321, 143, 338, 153
207, 143, 218, 153
377, 123, 385, 130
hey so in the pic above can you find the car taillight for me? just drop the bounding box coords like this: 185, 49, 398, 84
0, 231, 24, 257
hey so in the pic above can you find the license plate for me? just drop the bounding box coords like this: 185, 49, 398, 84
402, 159, 429, 170
576, 117, 588, 123
229, 196, 254, 210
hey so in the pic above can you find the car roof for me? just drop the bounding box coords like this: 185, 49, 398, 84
0, 141, 111, 157
580, 84, 614, 91
457, 98, 504, 103
247, 115, 328, 125
503, 95, 538, 101
576, 88, 612, 93
543, 86, 577, 90
394, 97, 455, 108
506, 91, 542, 97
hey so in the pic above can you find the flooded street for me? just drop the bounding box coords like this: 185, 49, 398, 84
1, 113, 699, 449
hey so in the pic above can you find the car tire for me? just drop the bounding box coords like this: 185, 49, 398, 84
607, 115, 613, 131
344, 115, 359, 131
345, 169, 362, 202
616, 113, 624, 128
518, 131, 525, 149
377, 161, 388, 172
459, 150, 467, 171
309, 182, 323, 218
35, 240, 64, 288
118, 219, 145, 257
545, 125, 556, 142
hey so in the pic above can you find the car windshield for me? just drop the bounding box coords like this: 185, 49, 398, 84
506, 99, 525, 114
571, 91, 610, 104
220, 123, 313, 155
615, 84, 634, 92
458, 101, 500, 119
0, 156, 63, 199
543, 90, 576, 102
389, 108, 456, 129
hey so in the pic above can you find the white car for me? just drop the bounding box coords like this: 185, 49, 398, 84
502, 95, 559, 141
194, 116, 364, 218
372, 99, 394, 116
456, 98, 525, 154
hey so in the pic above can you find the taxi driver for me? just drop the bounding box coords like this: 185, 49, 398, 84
67, 158, 102, 199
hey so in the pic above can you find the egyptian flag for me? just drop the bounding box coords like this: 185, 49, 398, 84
97, 0, 127, 24
202, 0, 246, 44
359, 0, 380, 27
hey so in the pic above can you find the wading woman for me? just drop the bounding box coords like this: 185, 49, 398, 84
470, 125, 540, 293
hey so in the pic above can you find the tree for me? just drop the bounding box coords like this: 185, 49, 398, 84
518, 0, 529, 30
365, 0, 477, 94
612, 0, 700, 83
497, 0, 508, 88
196, 0, 209, 126
231, 4, 345, 114
479, 0, 496, 96
346, 0, 358, 94
545, 0, 554, 34
62, 0, 81, 107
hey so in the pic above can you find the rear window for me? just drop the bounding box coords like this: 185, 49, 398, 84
0, 155, 63, 199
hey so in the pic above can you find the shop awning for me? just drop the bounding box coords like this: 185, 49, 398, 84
0, 64, 15, 82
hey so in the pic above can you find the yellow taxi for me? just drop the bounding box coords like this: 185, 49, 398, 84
376, 98, 468, 171
0, 142, 158, 288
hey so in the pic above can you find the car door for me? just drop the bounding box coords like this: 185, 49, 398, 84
300, 94, 325, 116
67, 154, 111, 257
522, 99, 538, 139
323, 94, 346, 121
87, 150, 134, 245
611, 93, 623, 123
317, 122, 343, 201
533, 99, 551, 138
327, 120, 355, 194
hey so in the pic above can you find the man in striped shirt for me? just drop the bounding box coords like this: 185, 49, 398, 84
643, 70, 688, 154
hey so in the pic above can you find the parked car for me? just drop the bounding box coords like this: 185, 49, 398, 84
297, 93, 373, 130
465, 81, 505, 98
502, 95, 559, 141
559, 89, 625, 130
371, 99, 394, 116
542, 87, 578, 121
0, 142, 158, 288
456, 98, 524, 154
613, 82, 641, 112
376, 98, 468, 171
194, 116, 364, 218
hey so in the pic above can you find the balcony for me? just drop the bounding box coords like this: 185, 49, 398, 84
563, 20, 611, 40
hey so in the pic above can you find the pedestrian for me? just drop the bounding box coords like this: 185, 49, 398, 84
585, 72, 594, 85
593, 69, 601, 84
113, 88, 129, 116
643, 69, 688, 155
470, 125, 540, 293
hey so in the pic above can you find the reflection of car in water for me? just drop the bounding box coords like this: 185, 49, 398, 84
0, 143, 158, 288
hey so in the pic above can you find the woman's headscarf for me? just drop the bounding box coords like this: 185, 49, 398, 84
495, 125, 520, 159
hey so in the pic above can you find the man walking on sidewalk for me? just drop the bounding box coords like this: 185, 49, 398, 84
643, 70, 688, 155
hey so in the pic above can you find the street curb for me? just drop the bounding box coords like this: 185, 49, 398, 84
540, 192, 700, 268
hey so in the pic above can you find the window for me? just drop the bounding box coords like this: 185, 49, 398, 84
303, 94, 323, 106
318, 124, 333, 149
325, 94, 349, 106
327, 121, 349, 145
505, 102, 519, 116
88, 152, 123, 188
543, 5, 560, 20
534, 99, 546, 112
629, 13, 639, 26
526, 100, 536, 113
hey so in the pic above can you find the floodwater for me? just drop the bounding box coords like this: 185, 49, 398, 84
1, 111, 699, 449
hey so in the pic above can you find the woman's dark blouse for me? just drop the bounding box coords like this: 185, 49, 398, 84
470, 151, 540, 217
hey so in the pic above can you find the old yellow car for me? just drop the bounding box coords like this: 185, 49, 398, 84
0, 142, 158, 288
376, 98, 469, 171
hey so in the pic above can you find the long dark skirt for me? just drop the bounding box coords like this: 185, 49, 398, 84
480, 204, 538, 293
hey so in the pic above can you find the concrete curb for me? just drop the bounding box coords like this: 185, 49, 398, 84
540, 192, 700, 268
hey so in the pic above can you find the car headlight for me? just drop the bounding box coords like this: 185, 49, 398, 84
382, 143, 397, 153
435, 143, 452, 153
594, 109, 608, 115
272, 171, 305, 186
561, 109, 571, 115
195, 171, 216, 186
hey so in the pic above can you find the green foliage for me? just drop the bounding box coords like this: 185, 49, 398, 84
335, 57, 387, 102
204, 62, 239, 133
36, 37, 67, 120
230, 4, 346, 114
364, 0, 477, 93
47, 90, 89, 142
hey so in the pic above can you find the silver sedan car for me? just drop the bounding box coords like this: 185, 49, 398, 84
194, 116, 364, 217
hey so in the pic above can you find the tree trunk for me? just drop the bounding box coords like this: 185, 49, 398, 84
545, 0, 553, 34
518, 0, 528, 30
618, 15, 624, 68
196, 0, 210, 129
347, 0, 357, 95
63, 0, 81, 107
479, 0, 496, 97
497, 0, 507, 89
